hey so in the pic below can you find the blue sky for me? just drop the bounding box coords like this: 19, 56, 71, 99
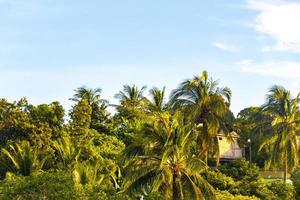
1, 0, 300, 114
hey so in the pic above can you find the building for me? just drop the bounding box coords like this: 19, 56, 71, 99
217, 131, 244, 161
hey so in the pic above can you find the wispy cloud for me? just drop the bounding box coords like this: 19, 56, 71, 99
212, 41, 240, 52
240, 60, 300, 78
247, 0, 300, 53
236, 59, 252, 65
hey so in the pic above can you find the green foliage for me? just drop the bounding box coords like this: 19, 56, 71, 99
203, 170, 236, 192
292, 168, 300, 198
1, 140, 46, 176
70, 99, 92, 139
267, 180, 295, 200
0, 98, 32, 145
114, 84, 148, 120
216, 190, 259, 200
1, 73, 300, 199
123, 112, 215, 199
215, 160, 295, 199
72, 162, 105, 186
169, 70, 232, 163
89, 130, 125, 159
0, 99, 65, 147
148, 87, 167, 112
235, 107, 271, 168
0, 171, 86, 200
219, 159, 259, 182
70, 87, 111, 134
52, 135, 80, 169
258, 86, 300, 182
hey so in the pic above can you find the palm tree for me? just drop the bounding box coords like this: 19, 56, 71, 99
115, 84, 147, 106
70, 87, 106, 105
72, 162, 105, 186
52, 136, 81, 169
148, 87, 167, 112
114, 84, 147, 119
70, 86, 110, 133
169, 71, 231, 164
259, 85, 300, 182
123, 112, 215, 200
0, 141, 46, 176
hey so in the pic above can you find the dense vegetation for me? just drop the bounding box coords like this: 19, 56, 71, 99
0, 70, 299, 199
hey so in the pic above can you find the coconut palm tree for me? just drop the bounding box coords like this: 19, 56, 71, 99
1, 141, 46, 176
70, 87, 106, 105
70, 86, 110, 133
148, 87, 167, 112
169, 71, 231, 164
115, 84, 147, 106
114, 84, 147, 119
123, 112, 215, 200
259, 85, 300, 182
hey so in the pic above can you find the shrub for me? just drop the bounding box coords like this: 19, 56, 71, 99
0, 171, 85, 200
216, 190, 259, 200
219, 159, 260, 182
203, 170, 237, 192
238, 179, 274, 199
292, 168, 300, 199
0, 171, 134, 200
267, 180, 295, 200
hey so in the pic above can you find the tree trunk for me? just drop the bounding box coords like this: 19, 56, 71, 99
284, 150, 288, 183
173, 171, 182, 200
205, 151, 208, 166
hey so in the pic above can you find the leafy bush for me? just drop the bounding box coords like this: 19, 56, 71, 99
267, 180, 295, 200
0, 171, 85, 200
292, 168, 300, 199
219, 159, 260, 182
238, 179, 274, 199
203, 170, 237, 192
216, 190, 259, 200
0, 171, 133, 200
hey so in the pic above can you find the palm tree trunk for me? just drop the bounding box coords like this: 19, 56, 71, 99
205, 151, 208, 166
172, 171, 183, 200
284, 149, 288, 183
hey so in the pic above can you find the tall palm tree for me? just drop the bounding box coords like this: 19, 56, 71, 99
148, 87, 167, 112
169, 71, 231, 164
70, 87, 106, 105
115, 84, 147, 106
114, 84, 147, 119
259, 85, 300, 182
123, 112, 215, 200
0, 141, 46, 176
70, 86, 110, 133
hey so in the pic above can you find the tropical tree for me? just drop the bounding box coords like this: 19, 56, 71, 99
123, 112, 215, 200
52, 136, 80, 169
114, 84, 148, 120
69, 99, 92, 139
70, 87, 110, 134
235, 107, 272, 167
0, 141, 46, 176
259, 85, 300, 182
72, 162, 105, 186
148, 87, 167, 112
70, 87, 105, 105
169, 70, 232, 164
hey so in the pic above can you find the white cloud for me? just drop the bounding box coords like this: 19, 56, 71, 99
247, 0, 300, 53
236, 59, 253, 65
241, 60, 300, 78
212, 41, 240, 52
